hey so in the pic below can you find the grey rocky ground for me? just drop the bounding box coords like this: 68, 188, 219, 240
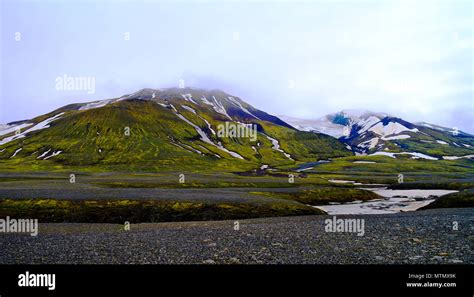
0, 208, 472, 264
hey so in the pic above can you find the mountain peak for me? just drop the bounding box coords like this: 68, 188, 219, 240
281, 111, 474, 156
0, 87, 349, 167
331, 109, 391, 121
126, 87, 231, 99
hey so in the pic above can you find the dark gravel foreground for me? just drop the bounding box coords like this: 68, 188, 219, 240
0, 208, 472, 264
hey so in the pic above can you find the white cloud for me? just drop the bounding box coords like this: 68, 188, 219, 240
270, 0, 472, 131
2, 0, 472, 132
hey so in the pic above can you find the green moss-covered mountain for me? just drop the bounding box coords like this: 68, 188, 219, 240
0, 88, 351, 171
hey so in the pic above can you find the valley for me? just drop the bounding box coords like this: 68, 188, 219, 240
0, 88, 472, 266
0, 153, 472, 222
0, 87, 472, 232
0, 88, 474, 223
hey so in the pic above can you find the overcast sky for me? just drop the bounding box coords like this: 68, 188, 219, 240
1, 0, 472, 132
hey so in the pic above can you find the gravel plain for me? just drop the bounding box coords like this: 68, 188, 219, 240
0, 208, 472, 264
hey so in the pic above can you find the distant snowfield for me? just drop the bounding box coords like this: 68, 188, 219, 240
369, 151, 474, 161
369, 151, 438, 160
278, 115, 347, 138
315, 188, 458, 215
364, 188, 458, 199
280, 111, 474, 161
315, 199, 436, 215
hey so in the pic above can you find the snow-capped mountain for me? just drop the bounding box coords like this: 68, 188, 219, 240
75, 88, 294, 129
282, 110, 474, 158
0, 88, 349, 170
280, 110, 391, 139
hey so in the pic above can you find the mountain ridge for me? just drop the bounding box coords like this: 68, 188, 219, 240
281, 111, 474, 158
0, 88, 350, 171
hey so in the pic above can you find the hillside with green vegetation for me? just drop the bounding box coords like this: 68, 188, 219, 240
420, 189, 474, 210
0, 88, 351, 172
0, 88, 472, 218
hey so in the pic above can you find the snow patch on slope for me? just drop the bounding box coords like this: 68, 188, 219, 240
442, 155, 474, 160
356, 116, 381, 134
44, 150, 62, 160
211, 96, 232, 120
368, 122, 419, 137
198, 116, 216, 135
264, 134, 293, 160
79, 99, 114, 111
227, 97, 261, 120
279, 115, 347, 138
0, 123, 32, 137
181, 105, 197, 114
358, 137, 379, 149
37, 149, 52, 159
174, 112, 243, 159
382, 135, 411, 140
200, 96, 214, 106
181, 94, 198, 104
10, 148, 22, 158
369, 151, 438, 160
0, 113, 65, 146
